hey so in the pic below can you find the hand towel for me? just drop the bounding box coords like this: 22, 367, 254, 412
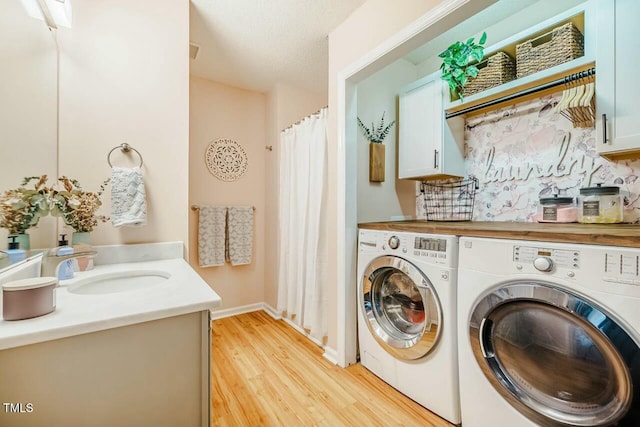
198, 206, 227, 268
111, 166, 147, 227
226, 206, 253, 266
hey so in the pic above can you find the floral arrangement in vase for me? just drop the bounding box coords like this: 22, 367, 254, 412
50, 176, 110, 233
0, 175, 51, 236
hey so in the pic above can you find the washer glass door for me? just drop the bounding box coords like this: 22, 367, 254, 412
470, 281, 640, 426
361, 255, 442, 360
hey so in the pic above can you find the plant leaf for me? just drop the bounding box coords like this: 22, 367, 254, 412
466, 66, 479, 78
472, 48, 484, 63
479, 31, 487, 45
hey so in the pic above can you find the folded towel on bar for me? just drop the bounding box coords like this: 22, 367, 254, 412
198, 206, 227, 268
226, 206, 253, 266
111, 166, 147, 227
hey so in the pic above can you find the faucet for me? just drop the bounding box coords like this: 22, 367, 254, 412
41, 246, 98, 277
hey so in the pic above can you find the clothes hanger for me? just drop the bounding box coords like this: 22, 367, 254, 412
555, 77, 571, 114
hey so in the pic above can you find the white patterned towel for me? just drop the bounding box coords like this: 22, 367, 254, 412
226, 206, 253, 266
111, 167, 147, 227
198, 206, 227, 267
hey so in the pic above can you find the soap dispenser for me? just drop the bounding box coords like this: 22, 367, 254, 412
6, 235, 27, 264
57, 234, 74, 280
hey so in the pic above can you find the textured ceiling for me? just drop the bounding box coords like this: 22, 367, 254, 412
189, 0, 367, 94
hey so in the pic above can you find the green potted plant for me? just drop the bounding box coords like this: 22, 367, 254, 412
357, 112, 396, 182
439, 32, 487, 101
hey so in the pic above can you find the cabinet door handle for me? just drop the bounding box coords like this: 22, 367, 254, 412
434, 150, 439, 169
602, 114, 608, 144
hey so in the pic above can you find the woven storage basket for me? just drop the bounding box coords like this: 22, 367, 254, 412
516, 22, 584, 79
462, 52, 516, 97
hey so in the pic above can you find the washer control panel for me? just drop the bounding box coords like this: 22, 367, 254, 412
413, 236, 448, 261
513, 245, 580, 270
358, 229, 457, 266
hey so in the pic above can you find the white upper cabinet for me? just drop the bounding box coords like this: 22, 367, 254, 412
398, 71, 464, 180
596, 0, 640, 159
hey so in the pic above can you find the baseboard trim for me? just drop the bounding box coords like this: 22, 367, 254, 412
323, 346, 339, 366
261, 303, 282, 320
209, 303, 263, 321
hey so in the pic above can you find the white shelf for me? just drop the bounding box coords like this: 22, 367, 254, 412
444, 1, 596, 117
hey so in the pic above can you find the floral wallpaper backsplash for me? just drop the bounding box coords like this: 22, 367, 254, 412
416, 93, 640, 223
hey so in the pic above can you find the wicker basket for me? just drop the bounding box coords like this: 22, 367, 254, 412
421, 177, 478, 222
462, 52, 516, 97
516, 22, 584, 79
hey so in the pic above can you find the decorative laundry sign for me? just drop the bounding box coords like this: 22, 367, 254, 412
205, 138, 248, 182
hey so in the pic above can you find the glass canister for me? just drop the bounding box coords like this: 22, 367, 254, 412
577, 184, 623, 224
536, 195, 577, 223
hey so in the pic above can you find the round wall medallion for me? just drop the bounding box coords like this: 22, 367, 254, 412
205, 138, 248, 182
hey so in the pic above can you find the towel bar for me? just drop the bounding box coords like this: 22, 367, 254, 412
107, 143, 144, 168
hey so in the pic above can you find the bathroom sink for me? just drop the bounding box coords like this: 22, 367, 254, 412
67, 270, 171, 295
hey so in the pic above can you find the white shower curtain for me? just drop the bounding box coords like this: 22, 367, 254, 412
277, 108, 328, 342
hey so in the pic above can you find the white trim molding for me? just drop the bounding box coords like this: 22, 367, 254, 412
209, 303, 264, 321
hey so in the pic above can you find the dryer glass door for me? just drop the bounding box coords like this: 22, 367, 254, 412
470, 281, 639, 427
361, 255, 442, 360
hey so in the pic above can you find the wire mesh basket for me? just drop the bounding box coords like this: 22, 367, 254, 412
421, 177, 478, 221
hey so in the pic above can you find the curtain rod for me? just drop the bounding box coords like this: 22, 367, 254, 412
445, 67, 595, 119
281, 106, 328, 132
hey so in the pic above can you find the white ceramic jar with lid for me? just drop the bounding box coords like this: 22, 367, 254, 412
577, 184, 623, 223
2, 277, 58, 320
536, 195, 577, 223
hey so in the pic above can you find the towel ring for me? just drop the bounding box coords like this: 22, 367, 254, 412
107, 143, 144, 168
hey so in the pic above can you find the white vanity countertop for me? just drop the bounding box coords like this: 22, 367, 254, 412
0, 243, 221, 350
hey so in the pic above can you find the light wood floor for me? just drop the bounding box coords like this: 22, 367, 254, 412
211, 311, 454, 427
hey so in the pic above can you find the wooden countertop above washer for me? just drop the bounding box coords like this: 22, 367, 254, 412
358, 221, 640, 248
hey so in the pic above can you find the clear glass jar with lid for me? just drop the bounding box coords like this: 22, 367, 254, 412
536, 195, 577, 223
577, 184, 623, 223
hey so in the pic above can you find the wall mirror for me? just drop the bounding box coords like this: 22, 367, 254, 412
0, 1, 59, 271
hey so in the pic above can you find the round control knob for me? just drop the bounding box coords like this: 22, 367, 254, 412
388, 236, 400, 250
533, 257, 553, 272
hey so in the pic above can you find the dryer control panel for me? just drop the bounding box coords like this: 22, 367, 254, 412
513, 246, 581, 270
602, 251, 640, 285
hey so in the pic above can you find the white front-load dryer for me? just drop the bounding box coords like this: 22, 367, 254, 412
357, 229, 460, 424
458, 237, 640, 427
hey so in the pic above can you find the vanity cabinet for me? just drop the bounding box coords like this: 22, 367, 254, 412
595, 0, 640, 159
398, 71, 465, 181
0, 311, 211, 427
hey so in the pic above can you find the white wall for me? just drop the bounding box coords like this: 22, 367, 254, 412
189, 77, 267, 310
356, 59, 416, 223
57, 0, 189, 251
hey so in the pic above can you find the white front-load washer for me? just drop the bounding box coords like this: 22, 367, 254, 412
357, 229, 460, 424
458, 237, 640, 427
